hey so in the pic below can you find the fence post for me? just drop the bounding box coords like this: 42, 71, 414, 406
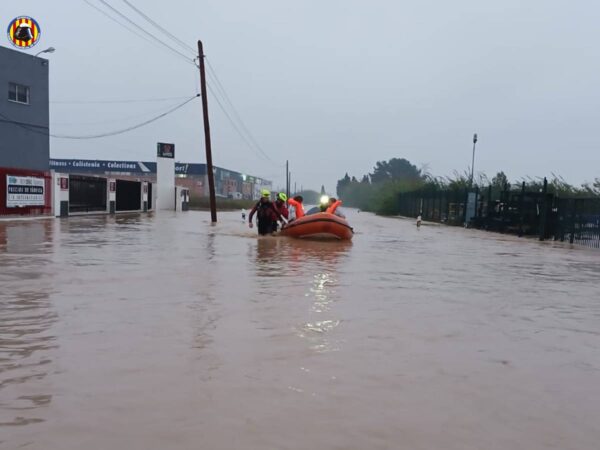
575, 199, 581, 243
398, 192, 401, 216
558, 198, 565, 242
427, 194, 431, 220
426, 195, 430, 220
539, 177, 548, 241
462, 188, 468, 225
596, 200, 600, 249
569, 199, 576, 244
427, 194, 432, 220
487, 184, 492, 219
519, 181, 525, 236
475, 185, 480, 219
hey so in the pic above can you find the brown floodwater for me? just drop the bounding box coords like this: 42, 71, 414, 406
1, 210, 599, 449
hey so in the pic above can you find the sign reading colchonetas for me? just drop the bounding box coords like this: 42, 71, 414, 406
6, 176, 45, 207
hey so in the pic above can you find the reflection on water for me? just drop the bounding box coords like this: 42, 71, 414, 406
253, 237, 282, 277
0, 220, 53, 255
310, 272, 335, 314
252, 237, 352, 355
1, 211, 600, 450
301, 265, 344, 354
0, 220, 56, 429
254, 237, 352, 277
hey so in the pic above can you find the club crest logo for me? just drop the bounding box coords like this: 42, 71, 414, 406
7, 16, 41, 49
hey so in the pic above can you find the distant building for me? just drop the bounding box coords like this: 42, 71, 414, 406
1, 44, 271, 216
49, 159, 272, 200
0, 45, 49, 171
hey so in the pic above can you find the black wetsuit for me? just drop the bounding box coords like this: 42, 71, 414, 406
249, 200, 279, 235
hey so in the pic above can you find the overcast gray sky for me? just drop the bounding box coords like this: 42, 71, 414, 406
3, 0, 599, 191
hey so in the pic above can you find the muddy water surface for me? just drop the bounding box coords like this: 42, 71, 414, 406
1, 211, 599, 449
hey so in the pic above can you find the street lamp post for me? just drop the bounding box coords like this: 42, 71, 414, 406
470, 133, 478, 188
34, 47, 55, 57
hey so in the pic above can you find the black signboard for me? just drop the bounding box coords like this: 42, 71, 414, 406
157, 142, 175, 158
7, 185, 44, 195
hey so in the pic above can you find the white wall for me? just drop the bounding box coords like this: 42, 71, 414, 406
52, 172, 69, 217
156, 157, 175, 211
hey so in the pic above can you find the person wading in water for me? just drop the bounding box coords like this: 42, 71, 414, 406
272, 193, 289, 232
248, 190, 286, 236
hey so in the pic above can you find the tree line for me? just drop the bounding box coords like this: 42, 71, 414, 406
336, 158, 600, 215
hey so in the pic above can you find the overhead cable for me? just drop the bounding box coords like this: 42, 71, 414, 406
82, 0, 277, 165
51, 99, 193, 125
205, 84, 272, 162
0, 95, 199, 139
51, 95, 193, 104
92, 0, 195, 65
114, 0, 276, 165
205, 58, 274, 162
120, 0, 197, 54
82, 0, 155, 46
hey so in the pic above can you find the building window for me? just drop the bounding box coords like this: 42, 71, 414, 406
8, 82, 30, 105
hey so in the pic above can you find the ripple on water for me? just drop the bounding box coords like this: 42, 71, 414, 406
2, 211, 600, 449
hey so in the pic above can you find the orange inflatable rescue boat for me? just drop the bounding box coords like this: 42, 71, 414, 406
280, 212, 354, 240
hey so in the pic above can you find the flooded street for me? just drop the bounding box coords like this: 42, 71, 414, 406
1, 210, 599, 450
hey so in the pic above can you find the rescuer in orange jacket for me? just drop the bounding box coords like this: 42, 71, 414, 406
326, 199, 342, 214
287, 195, 305, 219
320, 197, 345, 218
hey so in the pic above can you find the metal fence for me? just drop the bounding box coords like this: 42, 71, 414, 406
553, 198, 600, 249
397, 180, 600, 250
397, 188, 467, 226
69, 175, 107, 213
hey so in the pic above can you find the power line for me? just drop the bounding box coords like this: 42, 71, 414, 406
55, 95, 199, 138
82, 0, 156, 46
51, 99, 193, 125
205, 84, 270, 162
110, 0, 277, 165
207, 83, 282, 165
0, 118, 47, 130
51, 95, 193, 104
91, 0, 195, 65
114, 0, 276, 165
84, 0, 278, 166
0, 95, 199, 139
119, 0, 197, 55
205, 58, 275, 163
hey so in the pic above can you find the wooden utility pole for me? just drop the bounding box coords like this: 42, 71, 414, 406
198, 40, 217, 222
